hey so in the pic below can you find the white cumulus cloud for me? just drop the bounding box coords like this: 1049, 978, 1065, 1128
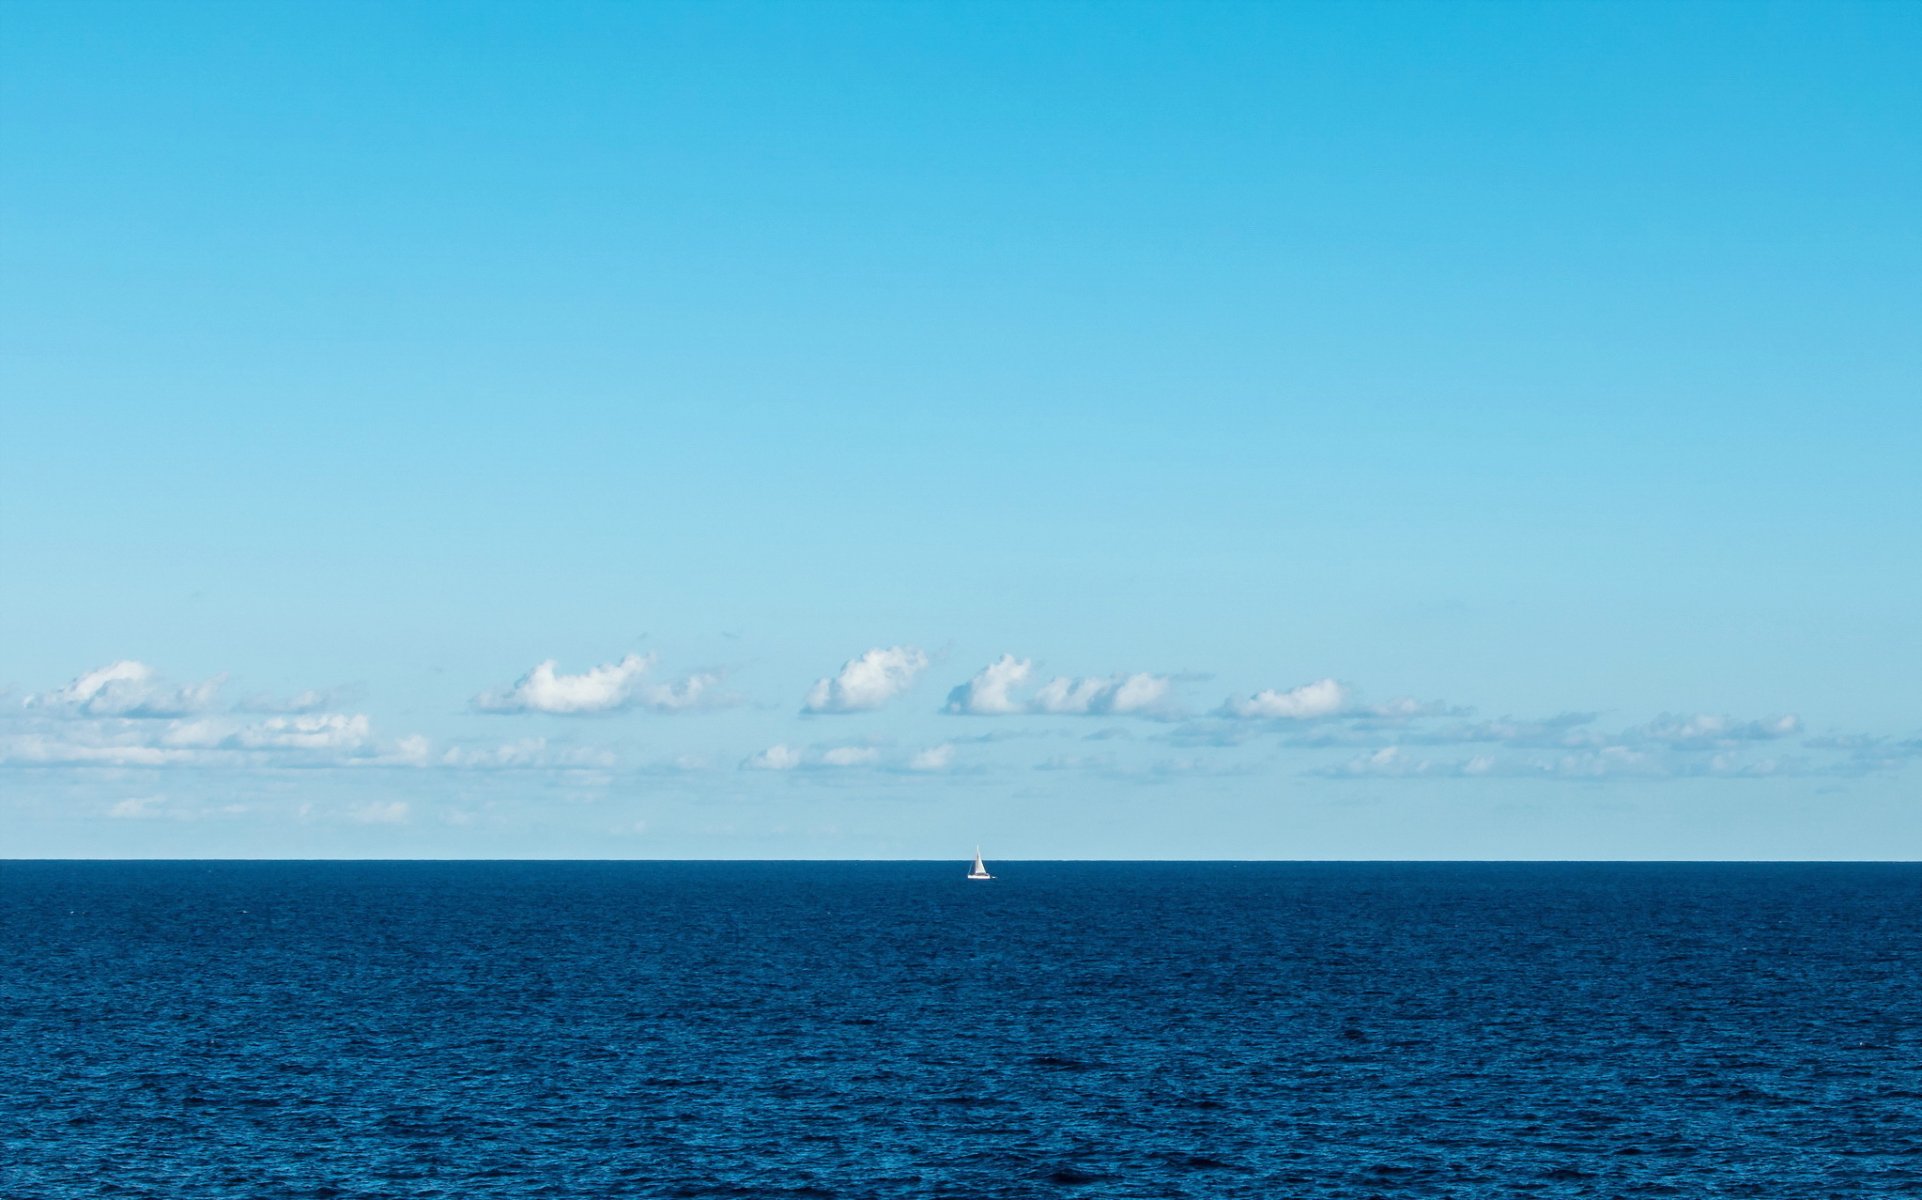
1222, 678, 1350, 719
803, 646, 929, 713
741, 743, 885, 771
473, 654, 726, 715
743, 743, 805, 771
944, 657, 1175, 717
25, 660, 223, 719
226, 713, 374, 752
1032, 673, 1173, 716
944, 655, 1033, 715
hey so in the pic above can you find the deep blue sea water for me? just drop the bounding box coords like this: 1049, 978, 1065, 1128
2, 861, 1918, 1198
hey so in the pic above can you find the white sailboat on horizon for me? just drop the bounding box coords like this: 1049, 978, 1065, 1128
967, 846, 993, 880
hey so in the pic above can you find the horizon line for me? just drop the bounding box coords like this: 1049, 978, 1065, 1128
3, 857, 1917, 865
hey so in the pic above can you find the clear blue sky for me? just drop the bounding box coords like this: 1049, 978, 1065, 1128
3, 0, 1918, 858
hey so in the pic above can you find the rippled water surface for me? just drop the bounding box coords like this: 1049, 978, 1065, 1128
3, 861, 1918, 1197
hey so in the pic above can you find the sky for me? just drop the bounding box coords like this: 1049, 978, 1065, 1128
2, 0, 1918, 859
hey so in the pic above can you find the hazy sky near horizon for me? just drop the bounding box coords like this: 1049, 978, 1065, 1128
3, 1, 1918, 858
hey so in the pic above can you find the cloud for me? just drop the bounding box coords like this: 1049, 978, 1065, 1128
1798, 730, 1922, 757
0, 731, 197, 767
1535, 744, 1810, 779
1626, 712, 1801, 747
944, 656, 1176, 717
1032, 673, 1174, 716
1803, 734, 1886, 751
1317, 746, 1496, 778
1035, 752, 1119, 773
439, 738, 618, 770
744, 741, 963, 774
108, 795, 166, 819
4, 663, 635, 776
1221, 678, 1349, 719
1214, 680, 1462, 723
9, 657, 1905, 796
638, 753, 714, 774
743, 743, 805, 771
473, 654, 727, 715
388, 735, 433, 766
1417, 712, 1601, 748
236, 687, 347, 715
1280, 702, 1837, 782
906, 743, 955, 772
1029, 749, 1250, 782
738, 742, 926, 769
819, 745, 881, 767
106, 794, 250, 821
221, 713, 374, 752
1194, 711, 1597, 753
0, 711, 424, 769
803, 645, 929, 713
944, 655, 1033, 715
1361, 696, 1470, 720
349, 800, 410, 825
25, 661, 223, 719
1801, 734, 1922, 774
1314, 740, 1818, 781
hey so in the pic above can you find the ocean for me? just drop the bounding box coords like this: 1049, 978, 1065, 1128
2, 861, 1917, 1198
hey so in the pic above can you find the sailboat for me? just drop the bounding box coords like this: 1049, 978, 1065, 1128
967, 846, 993, 881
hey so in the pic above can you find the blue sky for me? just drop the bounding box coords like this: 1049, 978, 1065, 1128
2, 1, 1918, 858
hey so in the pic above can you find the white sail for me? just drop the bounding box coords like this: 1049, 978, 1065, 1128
968, 846, 992, 879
